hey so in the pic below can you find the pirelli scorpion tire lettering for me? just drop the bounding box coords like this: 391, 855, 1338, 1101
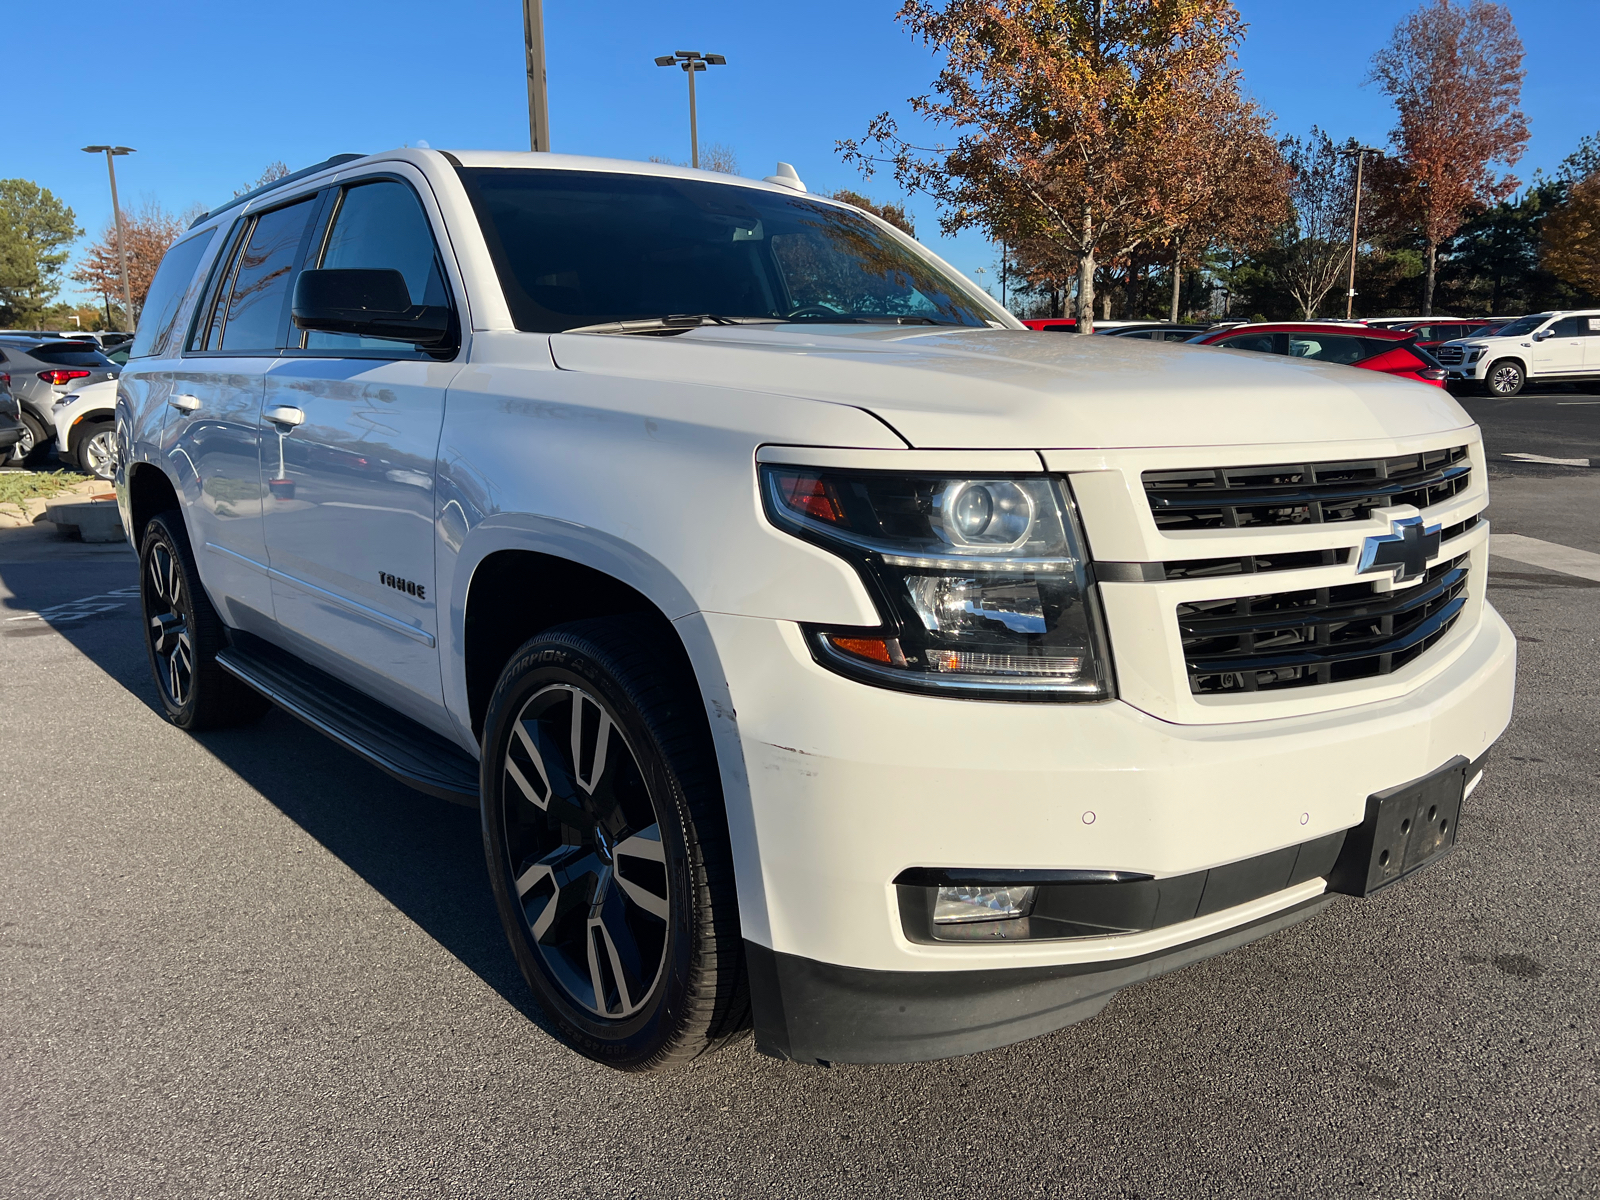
138, 513, 270, 731
479, 618, 749, 1071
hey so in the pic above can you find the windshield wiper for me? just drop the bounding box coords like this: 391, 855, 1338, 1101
564, 314, 785, 336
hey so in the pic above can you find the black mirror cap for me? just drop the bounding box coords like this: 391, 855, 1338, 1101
292, 268, 453, 348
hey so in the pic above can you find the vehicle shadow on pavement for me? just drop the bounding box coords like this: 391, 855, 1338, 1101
6, 573, 558, 1038
189, 707, 557, 1033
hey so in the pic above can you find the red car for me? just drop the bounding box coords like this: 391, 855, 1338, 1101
1191, 322, 1449, 387
1021, 318, 1078, 332
1379, 317, 1504, 351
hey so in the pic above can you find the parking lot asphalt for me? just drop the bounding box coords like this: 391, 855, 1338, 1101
2, 388, 1597, 1199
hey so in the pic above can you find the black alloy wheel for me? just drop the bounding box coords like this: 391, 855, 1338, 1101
1487, 359, 1525, 397
138, 512, 268, 730
481, 619, 747, 1071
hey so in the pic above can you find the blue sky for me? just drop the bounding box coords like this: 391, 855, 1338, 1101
4, 0, 1596, 306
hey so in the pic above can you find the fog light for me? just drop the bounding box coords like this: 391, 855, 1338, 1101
933, 884, 1036, 924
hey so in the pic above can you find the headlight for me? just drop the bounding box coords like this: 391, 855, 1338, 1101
53, 393, 80, 411
760, 466, 1112, 700
1468, 348, 1485, 363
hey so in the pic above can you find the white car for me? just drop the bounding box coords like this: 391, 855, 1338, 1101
1436, 309, 1600, 396
116, 149, 1515, 1071
52, 377, 118, 480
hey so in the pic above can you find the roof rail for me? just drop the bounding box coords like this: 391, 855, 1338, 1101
190, 153, 369, 229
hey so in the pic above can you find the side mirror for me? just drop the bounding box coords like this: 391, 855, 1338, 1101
292, 268, 453, 347
1532, 328, 1553, 341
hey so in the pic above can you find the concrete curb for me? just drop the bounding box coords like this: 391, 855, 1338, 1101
42, 499, 126, 543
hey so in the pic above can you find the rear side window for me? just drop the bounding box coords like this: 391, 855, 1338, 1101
1218, 333, 1279, 354
303, 180, 449, 353
218, 198, 318, 352
27, 342, 114, 368
130, 229, 216, 359
191, 197, 317, 354
1287, 334, 1371, 364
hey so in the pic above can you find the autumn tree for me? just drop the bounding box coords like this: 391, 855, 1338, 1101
1161, 120, 1290, 320
1367, 0, 1528, 315
71, 199, 188, 322
1543, 173, 1600, 297
0, 180, 81, 325
648, 143, 740, 175
234, 161, 290, 198
828, 190, 917, 238
840, 0, 1274, 332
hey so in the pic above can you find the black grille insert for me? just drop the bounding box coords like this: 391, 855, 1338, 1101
1179, 554, 1470, 694
1435, 345, 1466, 366
1144, 446, 1471, 531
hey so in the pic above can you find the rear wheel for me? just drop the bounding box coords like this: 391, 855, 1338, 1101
8, 412, 48, 466
1486, 360, 1525, 397
138, 512, 269, 730
480, 618, 747, 1071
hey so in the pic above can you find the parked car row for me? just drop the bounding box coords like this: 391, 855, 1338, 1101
1014, 309, 1600, 397
0, 334, 121, 469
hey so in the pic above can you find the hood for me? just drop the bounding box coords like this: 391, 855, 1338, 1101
548, 325, 1473, 450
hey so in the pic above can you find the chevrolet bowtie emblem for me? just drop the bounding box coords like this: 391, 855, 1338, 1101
1357, 515, 1441, 585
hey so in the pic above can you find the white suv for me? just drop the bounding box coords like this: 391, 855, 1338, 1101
1436, 309, 1600, 395
115, 149, 1515, 1071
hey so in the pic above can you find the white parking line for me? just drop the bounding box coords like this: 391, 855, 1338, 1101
2, 585, 141, 626
1490, 535, 1600, 583
1502, 452, 1591, 466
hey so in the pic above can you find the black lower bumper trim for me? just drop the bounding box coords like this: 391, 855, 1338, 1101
746, 894, 1334, 1065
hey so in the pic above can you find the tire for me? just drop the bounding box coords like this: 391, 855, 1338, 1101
1486, 359, 1525, 397
138, 512, 270, 730
75, 421, 116, 481
480, 618, 747, 1071
9, 412, 48, 466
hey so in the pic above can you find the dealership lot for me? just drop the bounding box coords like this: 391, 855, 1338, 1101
1, 390, 1596, 1199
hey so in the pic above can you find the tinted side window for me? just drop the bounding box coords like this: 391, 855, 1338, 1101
190, 222, 246, 352
218, 197, 318, 353
130, 229, 216, 359
1218, 333, 1279, 354
1551, 316, 1587, 338
305, 180, 448, 352
1287, 334, 1370, 364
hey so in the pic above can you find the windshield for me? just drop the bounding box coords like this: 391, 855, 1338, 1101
457, 168, 1003, 333
1491, 316, 1547, 338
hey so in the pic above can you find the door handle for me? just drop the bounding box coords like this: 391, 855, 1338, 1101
264, 405, 305, 429
169, 394, 200, 412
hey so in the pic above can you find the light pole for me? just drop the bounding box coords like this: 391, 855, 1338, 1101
653, 51, 726, 168
82, 145, 136, 331
1339, 145, 1382, 320
521, 0, 550, 151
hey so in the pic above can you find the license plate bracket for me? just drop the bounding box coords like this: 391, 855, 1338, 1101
1327, 756, 1467, 897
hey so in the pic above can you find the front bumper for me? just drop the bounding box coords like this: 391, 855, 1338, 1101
747, 896, 1334, 1064
694, 601, 1515, 1056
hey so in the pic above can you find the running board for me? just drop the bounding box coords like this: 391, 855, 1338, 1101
216, 633, 480, 807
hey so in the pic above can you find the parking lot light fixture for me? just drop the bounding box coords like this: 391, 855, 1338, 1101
654, 51, 726, 169
82, 145, 137, 332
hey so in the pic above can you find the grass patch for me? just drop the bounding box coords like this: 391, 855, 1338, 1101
0, 469, 81, 511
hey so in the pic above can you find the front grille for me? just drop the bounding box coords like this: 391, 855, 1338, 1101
1178, 554, 1470, 694
1143, 446, 1470, 531
1435, 345, 1466, 366
1163, 548, 1351, 581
